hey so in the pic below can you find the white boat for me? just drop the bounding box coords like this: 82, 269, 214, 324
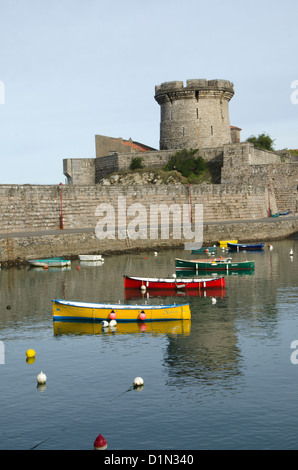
78, 254, 104, 262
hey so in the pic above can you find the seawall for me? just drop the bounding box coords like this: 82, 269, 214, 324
0, 184, 297, 263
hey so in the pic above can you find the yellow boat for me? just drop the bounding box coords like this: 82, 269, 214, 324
53, 320, 191, 336
52, 299, 191, 323
218, 239, 238, 248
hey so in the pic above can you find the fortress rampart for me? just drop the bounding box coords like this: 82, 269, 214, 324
0, 183, 297, 263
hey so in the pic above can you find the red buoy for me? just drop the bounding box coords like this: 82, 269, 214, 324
109, 311, 116, 320
139, 311, 146, 321
94, 433, 107, 450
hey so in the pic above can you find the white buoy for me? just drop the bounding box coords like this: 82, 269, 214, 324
109, 319, 117, 327
133, 377, 144, 387
172, 273, 176, 279
154, 252, 158, 256
37, 371, 47, 385
140, 285, 146, 292
289, 249, 293, 256
211, 297, 217, 305
268, 243, 273, 250
101, 320, 109, 328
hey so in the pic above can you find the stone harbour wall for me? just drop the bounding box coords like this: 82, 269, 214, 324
0, 182, 297, 263
0, 183, 276, 235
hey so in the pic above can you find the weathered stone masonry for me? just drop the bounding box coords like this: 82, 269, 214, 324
1, 182, 297, 263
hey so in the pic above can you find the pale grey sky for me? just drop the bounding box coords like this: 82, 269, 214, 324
0, 0, 297, 184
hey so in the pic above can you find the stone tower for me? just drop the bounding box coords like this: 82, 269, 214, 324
154, 79, 234, 150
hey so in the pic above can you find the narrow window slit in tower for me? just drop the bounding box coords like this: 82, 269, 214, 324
211, 126, 213, 135
196, 108, 199, 119
195, 90, 199, 101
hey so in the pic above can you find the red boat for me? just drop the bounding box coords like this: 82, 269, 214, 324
123, 275, 225, 290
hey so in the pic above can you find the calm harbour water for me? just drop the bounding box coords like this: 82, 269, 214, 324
0, 236, 298, 450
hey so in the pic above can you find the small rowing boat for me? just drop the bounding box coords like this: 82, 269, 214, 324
218, 240, 238, 248
52, 299, 191, 323
79, 254, 104, 262
175, 257, 254, 272
28, 257, 71, 267
123, 274, 225, 289
227, 242, 264, 251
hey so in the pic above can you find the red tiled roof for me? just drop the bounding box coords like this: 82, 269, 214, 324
120, 139, 156, 152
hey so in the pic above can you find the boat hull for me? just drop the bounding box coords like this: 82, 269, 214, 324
227, 242, 264, 251
123, 275, 225, 290
219, 240, 238, 248
175, 258, 255, 272
79, 255, 104, 262
52, 299, 191, 323
28, 258, 71, 267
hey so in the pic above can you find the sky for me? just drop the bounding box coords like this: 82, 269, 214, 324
0, 0, 298, 184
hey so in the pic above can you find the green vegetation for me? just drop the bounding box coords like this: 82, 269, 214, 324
130, 156, 144, 170
245, 133, 275, 151
163, 148, 210, 183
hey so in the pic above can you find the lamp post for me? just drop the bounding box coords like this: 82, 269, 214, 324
59, 183, 64, 229
267, 184, 271, 217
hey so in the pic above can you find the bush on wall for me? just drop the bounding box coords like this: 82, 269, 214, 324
130, 156, 144, 170
164, 149, 207, 178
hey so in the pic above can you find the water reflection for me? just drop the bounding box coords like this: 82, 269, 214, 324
0, 238, 298, 449
124, 287, 226, 299
53, 320, 191, 336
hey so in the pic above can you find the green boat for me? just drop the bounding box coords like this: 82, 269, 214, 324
175, 257, 255, 272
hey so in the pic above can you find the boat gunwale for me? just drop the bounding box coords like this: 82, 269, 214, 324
52, 299, 190, 310
124, 275, 224, 284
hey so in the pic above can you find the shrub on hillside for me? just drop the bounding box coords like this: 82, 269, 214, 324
164, 149, 207, 178
130, 156, 144, 170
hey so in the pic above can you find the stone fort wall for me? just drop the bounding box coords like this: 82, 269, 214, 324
1, 183, 297, 262
0, 183, 274, 235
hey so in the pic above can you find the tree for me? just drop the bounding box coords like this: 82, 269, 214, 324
246, 133, 275, 151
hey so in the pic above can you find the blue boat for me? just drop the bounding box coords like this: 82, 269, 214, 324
227, 242, 264, 251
